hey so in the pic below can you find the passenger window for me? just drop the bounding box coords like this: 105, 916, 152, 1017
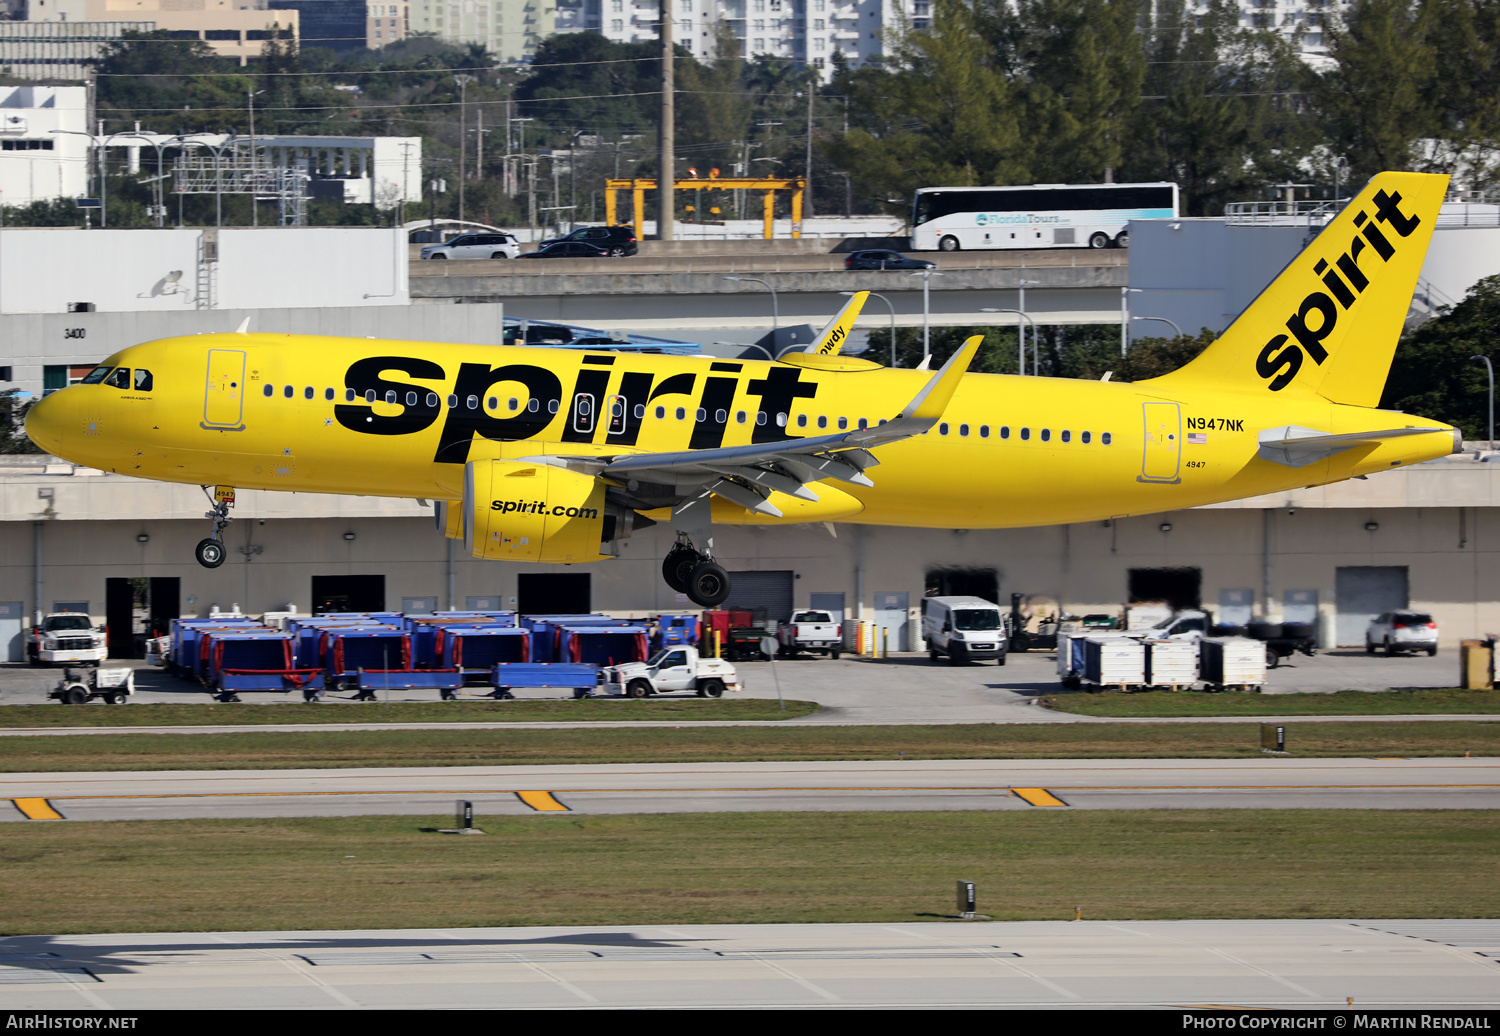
696, 408, 707, 422
548, 399, 560, 414
939, 422, 949, 436
634, 404, 646, 419
325, 388, 335, 401
1020, 427, 1031, 440
1061, 430, 1071, 443
756, 411, 767, 426
133, 369, 154, 392
263, 384, 274, 397
717, 409, 728, 423
427, 393, 439, 407
1000, 426, 1010, 439
527, 398, 539, 412
817, 415, 827, 429
385, 390, 398, 404
959, 423, 969, 437
675, 406, 686, 420
980, 425, 990, 438
466, 395, 479, 410
1102, 432, 1112, 445
1082, 431, 1092, 443
778, 413, 788, 427
105, 367, 131, 389
447, 395, 458, 409
1040, 428, 1051, 442
797, 414, 807, 428
838, 417, 848, 430
607, 395, 628, 434
737, 411, 747, 424
509, 397, 519, 411
365, 389, 377, 403
655, 405, 666, 419
283, 385, 295, 399
345, 389, 356, 402
303, 386, 313, 400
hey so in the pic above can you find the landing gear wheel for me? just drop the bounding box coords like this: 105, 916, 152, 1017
663, 548, 698, 593
699, 679, 725, 698
686, 560, 731, 608
195, 538, 226, 569
626, 679, 652, 699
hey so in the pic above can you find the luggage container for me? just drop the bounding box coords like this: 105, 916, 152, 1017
1144, 639, 1199, 689
526, 616, 640, 662
168, 618, 260, 678
408, 615, 517, 668
321, 627, 461, 700
653, 613, 701, 651
439, 625, 531, 687
1057, 631, 1136, 690
202, 631, 325, 702
491, 662, 602, 699
1198, 637, 1268, 691
555, 624, 650, 667
1081, 636, 1146, 690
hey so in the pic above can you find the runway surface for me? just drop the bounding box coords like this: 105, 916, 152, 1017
2, 920, 1498, 1009
5, 757, 1499, 820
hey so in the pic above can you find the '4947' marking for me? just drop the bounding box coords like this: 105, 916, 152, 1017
1188, 416, 1243, 432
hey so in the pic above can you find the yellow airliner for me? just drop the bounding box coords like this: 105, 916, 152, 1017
25, 172, 1459, 606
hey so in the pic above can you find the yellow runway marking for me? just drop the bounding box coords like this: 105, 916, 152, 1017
12, 798, 64, 820
1012, 788, 1069, 807
515, 790, 569, 812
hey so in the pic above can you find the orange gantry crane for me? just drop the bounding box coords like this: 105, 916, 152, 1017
604, 176, 808, 241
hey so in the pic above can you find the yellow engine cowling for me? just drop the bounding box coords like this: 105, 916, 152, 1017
464, 460, 612, 563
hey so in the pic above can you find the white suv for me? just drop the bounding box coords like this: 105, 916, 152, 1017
420, 233, 520, 260
1365, 611, 1439, 656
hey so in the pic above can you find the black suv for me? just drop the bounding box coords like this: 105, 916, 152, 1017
540, 225, 639, 256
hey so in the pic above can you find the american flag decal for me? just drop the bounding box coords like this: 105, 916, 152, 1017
1187, 432, 1207, 445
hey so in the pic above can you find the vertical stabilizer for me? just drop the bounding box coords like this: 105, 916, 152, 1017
1142, 172, 1448, 407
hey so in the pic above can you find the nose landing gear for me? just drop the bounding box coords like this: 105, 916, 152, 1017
195, 486, 235, 569
662, 536, 731, 608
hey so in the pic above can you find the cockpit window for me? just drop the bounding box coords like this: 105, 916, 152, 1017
133, 369, 153, 392
104, 368, 130, 389
80, 365, 113, 385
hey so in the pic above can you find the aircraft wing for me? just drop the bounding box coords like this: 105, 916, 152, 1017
1257, 425, 1453, 468
522, 335, 982, 518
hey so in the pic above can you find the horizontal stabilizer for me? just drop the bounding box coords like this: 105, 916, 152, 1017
1257, 425, 1451, 468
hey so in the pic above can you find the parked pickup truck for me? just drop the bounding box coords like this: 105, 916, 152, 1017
601, 646, 743, 698
29, 613, 107, 666
776, 610, 842, 659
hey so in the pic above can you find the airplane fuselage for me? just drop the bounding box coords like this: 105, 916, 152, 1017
26, 332, 1458, 530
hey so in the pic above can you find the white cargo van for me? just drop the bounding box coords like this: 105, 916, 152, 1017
921, 596, 1007, 665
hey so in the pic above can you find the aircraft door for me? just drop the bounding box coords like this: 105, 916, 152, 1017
571, 393, 595, 435
202, 349, 246, 430
1139, 401, 1182, 484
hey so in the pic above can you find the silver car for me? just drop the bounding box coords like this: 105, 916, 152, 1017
1365, 610, 1439, 656
420, 232, 520, 260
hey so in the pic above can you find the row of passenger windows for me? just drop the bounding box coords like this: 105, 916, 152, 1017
937, 421, 1112, 445
260, 384, 1112, 445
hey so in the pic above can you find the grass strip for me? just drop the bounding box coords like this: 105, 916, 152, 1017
0, 698, 821, 728
3, 721, 1498, 771
1, 810, 1496, 935
1040, 688, 1500, 718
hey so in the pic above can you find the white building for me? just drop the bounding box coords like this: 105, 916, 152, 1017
0, 85, 88, 209
407, 0, 555, 63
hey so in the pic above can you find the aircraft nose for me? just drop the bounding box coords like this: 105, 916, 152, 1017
23, 390, 69, 455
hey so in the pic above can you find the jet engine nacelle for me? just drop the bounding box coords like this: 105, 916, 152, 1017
464, 459, 612, 564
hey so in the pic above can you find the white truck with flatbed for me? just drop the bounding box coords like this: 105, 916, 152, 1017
28, 613, 108, 666
601, 646, 743, 698
776, 610, 842, 658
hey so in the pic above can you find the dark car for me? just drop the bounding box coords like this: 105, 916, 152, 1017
539, 225, 639, 256
844, 249, 936, 271
517, 241, 615, 259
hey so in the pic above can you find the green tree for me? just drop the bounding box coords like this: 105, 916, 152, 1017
1380, 275, 1500, 439
0, 390, 41, 455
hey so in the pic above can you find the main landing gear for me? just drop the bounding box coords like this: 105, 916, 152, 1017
662, 537, 731, 608
195, 486, 234, 569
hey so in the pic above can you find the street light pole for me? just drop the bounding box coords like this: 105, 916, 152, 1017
910, 268, 942, 366
723, 275, 778, 342
454, 74, 475, 226
1472, 355, 1495, 451
1133, 315, 1183, 338
980, 308, 1036, 375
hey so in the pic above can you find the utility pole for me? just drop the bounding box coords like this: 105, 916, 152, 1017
454, 74, 475, 225
658, 0, 674, 240
804, 75, 814, 219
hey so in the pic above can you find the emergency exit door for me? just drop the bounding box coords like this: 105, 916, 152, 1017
1139, 401, 1182, 484
202, 349, 246, 430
